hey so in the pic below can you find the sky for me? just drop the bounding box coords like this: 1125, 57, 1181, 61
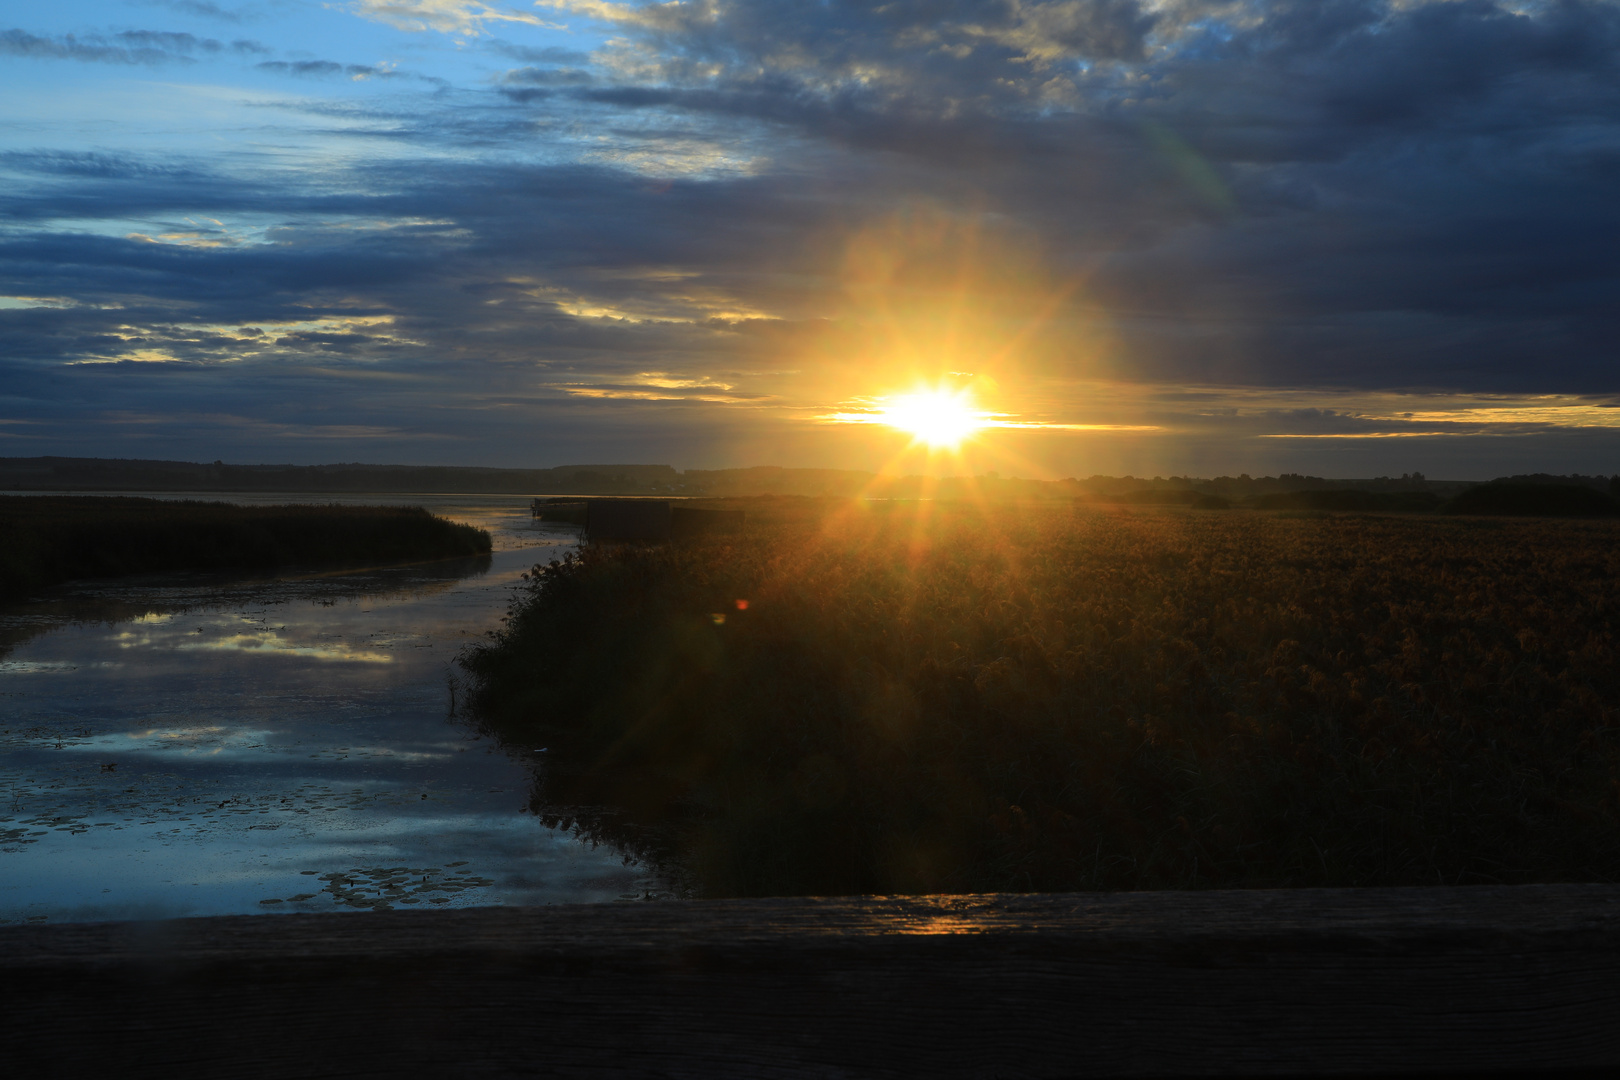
2, 0, 1618, 479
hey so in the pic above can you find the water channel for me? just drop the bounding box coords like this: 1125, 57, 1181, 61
0, 493, 667, 925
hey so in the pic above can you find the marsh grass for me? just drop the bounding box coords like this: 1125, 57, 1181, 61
0, 496, 491, 603
462, 499, 1620, 896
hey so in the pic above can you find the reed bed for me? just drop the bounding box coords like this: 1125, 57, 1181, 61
0, 495, 491, 602
462, 500, 1620, 896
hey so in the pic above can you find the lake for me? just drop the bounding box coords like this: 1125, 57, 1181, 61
0, 493, 669, 925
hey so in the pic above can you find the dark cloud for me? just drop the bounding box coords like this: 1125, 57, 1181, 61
0, 27, 270, 64
535, 0, 1620, 392
503, 66, 593, 87
486, 41, 591, 65
112, 30, 225, 52
1, 28, 205, 64
584, 0, 1158, 103
498, 63, 594, 101
255, 59, 402, 79
3, 1, 1620, 471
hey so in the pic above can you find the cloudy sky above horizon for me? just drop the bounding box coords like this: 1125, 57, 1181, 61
3, 0, 1618, 479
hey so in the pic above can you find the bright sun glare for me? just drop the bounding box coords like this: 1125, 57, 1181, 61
880, 388, 986, 448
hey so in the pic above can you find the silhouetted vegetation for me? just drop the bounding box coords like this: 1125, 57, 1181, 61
1444, 482, 1620, 517
0, 456, 682, 495
462, 501, 1620, 897
1104, 489, 1209, 506
1, 454, 1499, 501
0, 496, 491, 603
1082, 489, 1233, 509
1250, 490, 1442, 513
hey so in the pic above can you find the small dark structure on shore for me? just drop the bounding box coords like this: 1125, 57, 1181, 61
585, 498, 672, 541
534, 498, 744, 542
530, 498, 588, 525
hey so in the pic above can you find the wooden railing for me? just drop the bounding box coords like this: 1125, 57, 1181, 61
3, 884, 1617, 1078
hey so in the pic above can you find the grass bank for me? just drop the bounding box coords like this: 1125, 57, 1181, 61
462, 499, 1620, 897
0, 496, 491, 603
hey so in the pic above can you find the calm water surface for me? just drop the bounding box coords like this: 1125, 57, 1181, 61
0, 493, 664, 925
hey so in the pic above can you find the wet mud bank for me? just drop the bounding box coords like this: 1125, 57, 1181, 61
4, 884, 1618, 1078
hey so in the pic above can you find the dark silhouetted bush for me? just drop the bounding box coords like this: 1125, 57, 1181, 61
1108, 489, 1205, 505
1250, 490, 1440, 512
1444, 483, 1620, 517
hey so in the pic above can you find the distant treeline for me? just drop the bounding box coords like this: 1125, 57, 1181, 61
1084, 474, 1620, 516
727, 478, 1620, 516
0, 497, 491, 603
1077, 470, 1468, 500
0, 457, 682, 496
4, 456, 1617, 511
1103, 489, 1444, 512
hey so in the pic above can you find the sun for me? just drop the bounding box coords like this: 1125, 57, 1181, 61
879, 387, 986, 448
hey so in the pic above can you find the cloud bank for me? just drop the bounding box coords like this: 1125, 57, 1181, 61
2, 0, 1618, 474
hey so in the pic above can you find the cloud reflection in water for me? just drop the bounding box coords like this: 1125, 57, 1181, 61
0, 496, 668, 924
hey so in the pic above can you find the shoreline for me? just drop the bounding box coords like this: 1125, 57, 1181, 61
0, 495, 493, 605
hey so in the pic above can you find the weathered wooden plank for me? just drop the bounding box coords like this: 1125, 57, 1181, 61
3, 886, 1617, 1078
